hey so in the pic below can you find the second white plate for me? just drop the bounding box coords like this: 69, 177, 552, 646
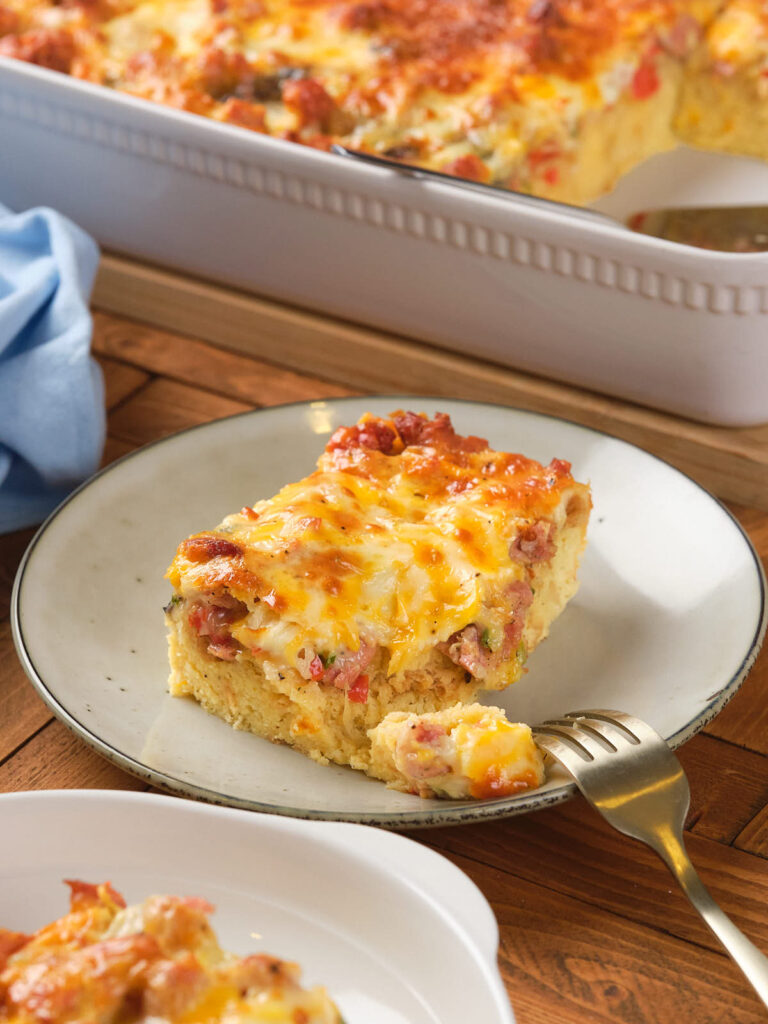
12, 397, 767, 826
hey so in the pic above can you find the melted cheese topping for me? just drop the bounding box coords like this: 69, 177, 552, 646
0, 0, 726, 199
167, 412, 586, 683
701, 0, 768, 70
0, 882, 341, 1024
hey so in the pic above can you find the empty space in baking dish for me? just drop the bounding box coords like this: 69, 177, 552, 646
592, 147, 768, 220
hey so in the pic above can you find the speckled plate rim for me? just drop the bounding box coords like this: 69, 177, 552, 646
11, 396, 768, 829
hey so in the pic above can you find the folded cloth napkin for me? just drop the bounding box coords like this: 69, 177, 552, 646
0, 203, 105, 534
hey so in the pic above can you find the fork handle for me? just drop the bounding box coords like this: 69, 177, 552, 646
655, 832, 768, 1007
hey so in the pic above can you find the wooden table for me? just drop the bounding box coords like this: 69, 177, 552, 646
2, 307, 768, 1024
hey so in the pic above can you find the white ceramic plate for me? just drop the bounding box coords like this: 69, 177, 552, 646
0, 789, 514, 1023
12, 397, 767, 826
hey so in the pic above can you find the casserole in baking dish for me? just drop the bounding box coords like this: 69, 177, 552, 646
1, 32, 768, 425
0, 0, 757, 204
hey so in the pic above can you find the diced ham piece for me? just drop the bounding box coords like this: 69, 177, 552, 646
438, 624, 491, 679
206, 636, 240, 661
309, 654, 325, 681
187, 596, 247, 660
500, 580, 534, 650
322, 639, 376, 689
509, 520, 555, 564
439, 582, 532, 680
395, 721, 452, 780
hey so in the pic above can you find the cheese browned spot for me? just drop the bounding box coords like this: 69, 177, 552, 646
164, 411, 591, 789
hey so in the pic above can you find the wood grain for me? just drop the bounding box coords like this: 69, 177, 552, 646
454, 851, 766, 1024
92, 312, 357, 406
0, 623, 51, 762
0, 719, 149, 793
418, 794, 768, 953
107, 378, 253, 447
97, 354, 151, 411
93, 253, 768, 509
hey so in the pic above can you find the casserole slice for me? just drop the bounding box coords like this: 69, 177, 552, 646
165, 410, 590, 783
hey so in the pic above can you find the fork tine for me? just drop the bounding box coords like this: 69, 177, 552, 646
567, 710, 665, 747
530, 729, 595, 775
533, 721, 612, 761
543, 717, 619, 751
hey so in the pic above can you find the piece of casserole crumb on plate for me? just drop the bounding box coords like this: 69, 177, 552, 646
369, 702, 545, 800
164, 410, 590, 798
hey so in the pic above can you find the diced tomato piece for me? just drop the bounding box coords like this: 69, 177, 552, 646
441, 153, 491, 184
527, 143, 560, 169
543, 166, 559, 185
218, 98, 266, 132
346, 674, 369, 703
631, 59, 660, 100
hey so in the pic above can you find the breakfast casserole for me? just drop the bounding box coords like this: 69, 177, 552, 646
0, 880, 342, 1024
164, 410, 591, 791
0, 0, 751, 205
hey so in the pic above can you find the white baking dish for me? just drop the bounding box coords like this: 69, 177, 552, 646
2, 56, 768, 426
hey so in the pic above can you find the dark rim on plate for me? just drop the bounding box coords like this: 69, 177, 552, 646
11, 397, 768, 828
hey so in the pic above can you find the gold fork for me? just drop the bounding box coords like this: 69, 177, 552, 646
532, 710, 768, 1008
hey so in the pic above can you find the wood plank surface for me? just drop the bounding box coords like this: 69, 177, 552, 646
2, 307, 768, 1024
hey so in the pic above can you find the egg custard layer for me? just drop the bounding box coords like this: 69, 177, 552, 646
165, 411, 591, 787
0, 881, 341, 1024
0, 0, 755, 204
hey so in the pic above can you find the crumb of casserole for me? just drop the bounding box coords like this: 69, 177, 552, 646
368, 702, 546, 799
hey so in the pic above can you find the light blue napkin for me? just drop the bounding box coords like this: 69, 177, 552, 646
0, 203, 105, 534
